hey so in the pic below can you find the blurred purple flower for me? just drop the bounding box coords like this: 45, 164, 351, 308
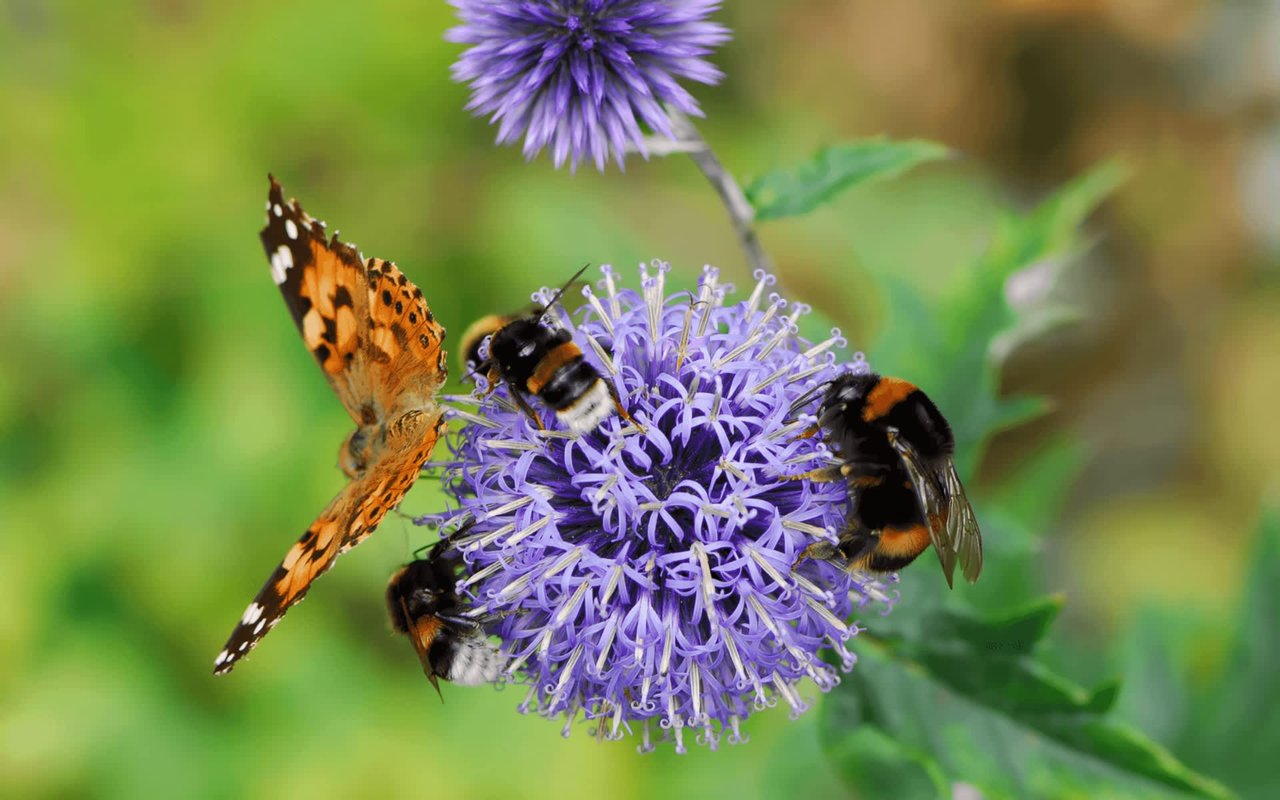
446, 1, 729, 171
421, 263, 894, 751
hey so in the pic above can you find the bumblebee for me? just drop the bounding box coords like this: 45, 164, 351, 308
789, 372, 983, 586
386, 544, 505, 692
459, 267, 635, 435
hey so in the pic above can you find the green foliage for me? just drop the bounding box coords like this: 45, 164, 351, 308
1177, 506, 1280, 799
869, 160, 1127, 478
809, 162, 1230, 798
824, 601, 1234, 800
745, 138, 949, 221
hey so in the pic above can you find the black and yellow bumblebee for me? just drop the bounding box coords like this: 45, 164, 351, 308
459, 267, 635, 434
386, 543, 504, 692
788, 372, 983, 586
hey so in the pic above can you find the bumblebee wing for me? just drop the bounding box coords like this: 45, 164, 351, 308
937, 458, 983, 583
888, 430, 982, 586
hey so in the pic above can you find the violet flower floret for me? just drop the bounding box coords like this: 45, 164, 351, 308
422, 263, 895, 751
446, 1, 729, 171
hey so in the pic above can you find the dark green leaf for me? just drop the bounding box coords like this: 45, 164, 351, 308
824, 601, 1235, 800
1179, 505, 1280, 799
747, 139, 949, 221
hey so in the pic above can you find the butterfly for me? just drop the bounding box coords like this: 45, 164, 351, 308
213, 176, 449, 675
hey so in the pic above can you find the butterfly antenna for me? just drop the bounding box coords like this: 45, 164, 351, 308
534, 262, 592, 324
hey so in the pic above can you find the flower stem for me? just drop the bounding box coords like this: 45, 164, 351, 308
663, 107, 774, 276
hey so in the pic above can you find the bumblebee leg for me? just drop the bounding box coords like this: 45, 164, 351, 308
790, 424, 821, 442
509, 387, 545, 431
778, 465, 848, 483
604, 380, 645, 433
793, 540, 841, 569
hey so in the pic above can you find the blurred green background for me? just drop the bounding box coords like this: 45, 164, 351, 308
2, 2, 1277, 798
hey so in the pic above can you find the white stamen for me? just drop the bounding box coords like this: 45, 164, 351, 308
485, 438, 541, 452
756, 324, 791, 361
448, 408, 499, 428
692, 543, 719, 624
721, 628, 746, 682
482, 495, 536, 520
583, 332, 618, 377
659, 622, 675, 675
676, 298, 697, 369
550, 645, 585, 710
553, 582, 590, 627
747, 594, 781, 637
459, 559, 506, 589
718, 459, 749, 482
603, 266, 621, 319
600, 564, 624, 608
747, 547, 791, 593
806, 595, 850, 635
594, 618, 617, 673
744, 270, 772, 315
505, 514, 552, 547
782, 519, 829, 538
582, 287, 614, 336
689, 661, 704, 723
803, 333, 842, 361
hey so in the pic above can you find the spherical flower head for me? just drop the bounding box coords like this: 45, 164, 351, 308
421, 263, 895, 751
446, 1, 729, 171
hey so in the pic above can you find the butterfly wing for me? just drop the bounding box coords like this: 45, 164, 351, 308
362, 256, 449, 416
213, 412, 447, 675
215, 178, 451, 675
261, 176, 381, 424
886, 429, 983, 587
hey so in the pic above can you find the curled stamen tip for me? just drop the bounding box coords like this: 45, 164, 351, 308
751, 268, 776, 284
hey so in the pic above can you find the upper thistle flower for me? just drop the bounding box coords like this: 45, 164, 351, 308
446, 1, 730, 171
421, 263, 894, 751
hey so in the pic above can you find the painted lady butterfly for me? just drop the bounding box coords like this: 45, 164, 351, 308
213, 176, 448, 675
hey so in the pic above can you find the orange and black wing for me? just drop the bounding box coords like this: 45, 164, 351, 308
362, 257, 448, 416
213, 413, 447, 674
261, 176, 376, 424
887, 429, 983, 587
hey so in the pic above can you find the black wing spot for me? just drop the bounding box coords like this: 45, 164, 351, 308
382, 290, 393, 306
418, 334, 431, 349
395, 301, 403, 314
334, 286, 354, 308
314, 343, 332, 363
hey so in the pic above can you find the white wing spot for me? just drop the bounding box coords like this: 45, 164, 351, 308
253, 619, 266, 635
215, 649, 230, 666
238, 641, 249, 652
273, 203, 283, 217
270, 244, 294, 285
240, 603, 264, 626
285, 219, 299, 240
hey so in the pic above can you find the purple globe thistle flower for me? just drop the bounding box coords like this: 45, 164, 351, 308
446, 1, 730, 171
421, 263, 895, 751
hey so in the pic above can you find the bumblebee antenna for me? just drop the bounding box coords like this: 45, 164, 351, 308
534, 263, 592, 324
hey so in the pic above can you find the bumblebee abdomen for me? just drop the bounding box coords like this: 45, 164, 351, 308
852, 470, 924, 531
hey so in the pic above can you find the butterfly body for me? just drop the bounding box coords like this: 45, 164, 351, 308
213, 177, 448, 675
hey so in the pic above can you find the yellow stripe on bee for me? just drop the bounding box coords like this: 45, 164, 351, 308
526, 341, 581, 395
862, 377, 918, 422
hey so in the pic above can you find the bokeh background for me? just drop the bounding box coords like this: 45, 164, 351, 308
2, 2, 1277, 798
